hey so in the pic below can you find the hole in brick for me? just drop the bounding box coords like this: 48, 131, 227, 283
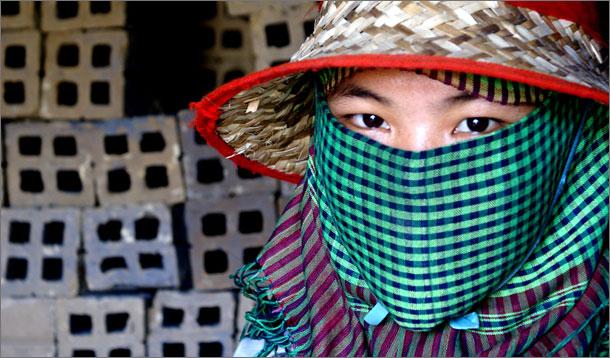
237, 167, 261, 179
56, 1, 78, 19
105, 312, 129, 333
223, 70, 245, 84
243, 247, 262, 264
101, 256, 127, 272
69, 314, 92, 334
4, 81, 25, 104
238, 210, 263, 234
104, 134, 128, 155
221, 30, 242, 48
53, 136, 77, 156
196, 306, 220, 326
162, 307, 184, 328
135, 216, 159, 240
97, 220, 122, 242
73, 349, 96, 357
199, 342, 223, 357
43, 221, 65, 245
193, 130, 206, 145
140, 132, 166, 152
203, 250, 228, 274
200, 2, 217, 20
200, 67, 217, 93
162, 343, 185, 357
139, 253, 163, 269
200, 26, 215, 49
57, 81, 78, 106
107, 168, 131, 193
108, 348, 131, 357
1, 2, 19, 16
18, 136, 42, 156
303, 20, 315, 38
200, 213, 226, 237
92, 44, 111, 67
57, 170, 83, 192
90, 1, 111, 14
145, 165, 168, 188
270, 59, 289, 66
197, 159, 224, 184
5, 257, 27, 280
91, 81, 110, 105
57, 44, 79, 67
42, 257, 63, 281
20, 170, 44, 193
9, 221, 30, 244
265, 23, 290, 47
5, 45, 26, 68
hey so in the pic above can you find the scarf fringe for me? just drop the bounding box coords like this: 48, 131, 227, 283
233, 262, 293, 357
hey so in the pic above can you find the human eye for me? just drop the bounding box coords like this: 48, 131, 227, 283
345, 113, 390, 130
454, 117, 503, 135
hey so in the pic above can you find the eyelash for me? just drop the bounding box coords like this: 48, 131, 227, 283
344, 114, 503, 134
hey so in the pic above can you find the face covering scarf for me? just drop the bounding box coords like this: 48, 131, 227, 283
233, 72, 609, 357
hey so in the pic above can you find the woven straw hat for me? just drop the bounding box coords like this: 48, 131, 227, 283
191, 1, 609, 184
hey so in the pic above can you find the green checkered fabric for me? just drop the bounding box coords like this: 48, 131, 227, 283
309, 82, 589, 330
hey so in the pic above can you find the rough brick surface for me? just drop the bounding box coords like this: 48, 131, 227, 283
92, 115, 185, 205
236, 295, 255, 337
178, 110, 277, 199
149, 290, 235, 335
1, 2, 35, 29
4, 121, 97, 207
56, 296, 145, 357
147, 330, 234, 358
41, 2, 125, 31
1, 208, 80, 297
83, 204, 179, 290
202, 3, 253, 64
40, 30, 127, 119
1, 30, 41, 117
187, 194, 275, 290
1, 298, 56, 357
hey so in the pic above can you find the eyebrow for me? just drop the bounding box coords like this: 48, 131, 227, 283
331, 84, 393, 106
445, 92, 481, 104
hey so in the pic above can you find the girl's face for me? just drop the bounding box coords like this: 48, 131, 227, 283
327, 69, 534, 151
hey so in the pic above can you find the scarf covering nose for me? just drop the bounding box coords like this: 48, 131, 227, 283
310, 84, 580, 330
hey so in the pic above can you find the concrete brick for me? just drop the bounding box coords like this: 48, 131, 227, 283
40, 30, 127, 119
1, 298, 56, 357
56, 296, 145, 357
147, 330, 234, 358
149, 290, 235, 335
1, 30, 41, 118
236, 295, 255, 337
83, 204, 179, 290
178, 109, 277, 199
1, 2, 35, 29
278, 181, 298, 214
201, 3, 254, 64
1, 208, 80, 297
41, 2, 125, 32
186, 195, 275, 290
4, 121, 97, 207
92, 115, 185, 205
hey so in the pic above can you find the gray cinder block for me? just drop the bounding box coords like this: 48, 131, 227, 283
1, 298, 56, 357
236, 295, 256, 337
1, 2, 35, 29
186, 194, 275, 290
1, 208, 80, 297
1, 30, 40, 117
41, 2, 125, 32
83, 204, 179, 290
56, 296, 145, 357
147, 330, 234, 358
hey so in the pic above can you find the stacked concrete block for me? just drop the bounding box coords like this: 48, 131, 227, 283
278, 180, 299, 214
83, 204, 179, 290
1, 30, 41, 117
147, 290, 235, 357
178, 110, 277, 199
92, 115, 185, 205
41, 2, 125, 31
1, 208, 80, 297
1, 298, 56, 357
236, 295, 256, 337
40, 30, 127, 119
1, 1, 35, 29
187, 194, 275, 290
56, 296, 145, 357
4, 121, 97, 207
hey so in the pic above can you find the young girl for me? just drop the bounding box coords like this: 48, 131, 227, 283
191, 2, 608, 356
